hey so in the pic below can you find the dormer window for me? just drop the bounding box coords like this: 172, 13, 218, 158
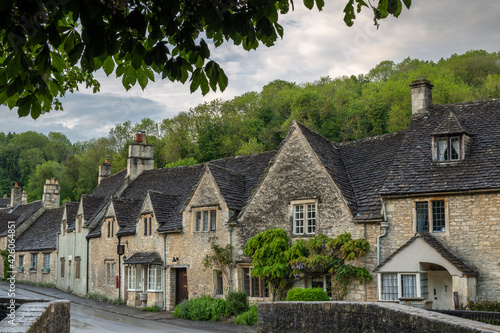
437, 136, 461, 161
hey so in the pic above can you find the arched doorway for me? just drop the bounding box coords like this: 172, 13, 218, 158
421, 263, 453, 310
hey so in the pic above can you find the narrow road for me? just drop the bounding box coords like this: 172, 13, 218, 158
0, 283, 255, 333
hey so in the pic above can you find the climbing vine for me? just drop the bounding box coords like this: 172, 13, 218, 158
1, 250, 12, 280
203, 241, 234, 291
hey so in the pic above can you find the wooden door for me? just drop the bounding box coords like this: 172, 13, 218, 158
176, 268, 188, 305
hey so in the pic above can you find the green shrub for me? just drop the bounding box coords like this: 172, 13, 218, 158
16, 280, 56, 288
467, 300, 500, 312
226, 291, 249, 316
173, 295, 229, 321
173, 300, 191, 319
235, 305, 258, 326
111, 298, 125, 305
142, 305, 160, 312
85, 292, 110, 303
285, 288, 330, 301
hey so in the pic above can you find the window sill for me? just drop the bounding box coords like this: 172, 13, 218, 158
146, 290, 163, 293
399, 297, 425, 301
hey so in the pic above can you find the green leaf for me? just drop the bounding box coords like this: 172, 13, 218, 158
377, 0, 389, 18
402, 0, 411, 8
103, 57, 115, 76
122, 66, 137, 90
68, 43, 85, 66
116, 63, 126, 77
30, 96, 42, 119
303, 0, 314, 10
136, 67, 148, 90
51, 52, 67, 72
16, 96, 31, 117
315, 0, 325, 10
190, 69, 201, 93
343, 0, 355, 27
199, 71, 209, 95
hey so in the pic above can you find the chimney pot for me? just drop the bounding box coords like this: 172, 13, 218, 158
14, 181, 18, 187
136, 130, 141, 143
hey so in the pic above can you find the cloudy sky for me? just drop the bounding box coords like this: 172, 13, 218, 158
1, 0, 499, 143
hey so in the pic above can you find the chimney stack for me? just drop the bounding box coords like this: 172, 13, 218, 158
21, 191, 27, 205
410, 78, 433, 115
42, 178, 60, 209
127, 130, 154, 181
98, 155, 112, 184
10, 181, 22, 207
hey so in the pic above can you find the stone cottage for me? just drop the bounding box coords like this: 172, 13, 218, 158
45, 79, 499, 311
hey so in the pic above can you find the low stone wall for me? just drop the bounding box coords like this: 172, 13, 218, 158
0, 298, 70, 333
257, 302, 500, 333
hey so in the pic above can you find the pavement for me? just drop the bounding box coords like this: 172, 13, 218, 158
2, 282, 256, 333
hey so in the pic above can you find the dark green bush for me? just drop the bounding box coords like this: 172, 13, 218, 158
235, 305, 258, 326
173, 300, 190, 319
226, 291, 249, 316
467, 300, 500, 312
285, 288, 330, 301
173, 295, 229, 321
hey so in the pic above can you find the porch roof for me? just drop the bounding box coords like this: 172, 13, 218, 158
123, 252, 163, 265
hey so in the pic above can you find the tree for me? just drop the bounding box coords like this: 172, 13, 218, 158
243, 228, 372, 300
0, 0, 411, 119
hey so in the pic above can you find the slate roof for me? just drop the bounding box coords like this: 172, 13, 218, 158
0, 211, 19, 234
0, 201, 43, 236
0, 198, 10, 207
296, 123, 357, 215
381, 99, 500, 195
15, 207, 64, 251
87, 197, 143, 238
123, 252, 163, 265
91, 169, 127, 197
65, 201, 80, 231
339, 131, 406, 220
208, 164, 245, 211
431, 111, 469, 136
374, 232, 479, 277
81, 195, 106, 226
149, 191, 183, 233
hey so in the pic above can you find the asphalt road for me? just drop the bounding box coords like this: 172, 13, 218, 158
0, 283, 255, 333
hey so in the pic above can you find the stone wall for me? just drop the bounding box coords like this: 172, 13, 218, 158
15, 250, 56, 284
382, 192, 500, 302
236, 128, 380, 301
257, 301, 500, 333
0, 298, 70, 333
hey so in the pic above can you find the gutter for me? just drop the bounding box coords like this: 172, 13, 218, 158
381, 188, 500, 199
86, 237, 89, 294
163, 234, 167, 311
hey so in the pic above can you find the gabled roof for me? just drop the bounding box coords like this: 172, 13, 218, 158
0, 211, 19, 234
374, 232, 478, 277
381, 99, 500, 195
81, 195, 106, 226
296, 123, 357, 215
64, 201, 80, 231
90, 169, 127, 197
148, 191, 183, 233
431, 111, 469, 136
0, 201, 43, 236
123, 252, 163, 265
208, 164, 245, 211
114, 197, 143, 236
15, 207, 64, 251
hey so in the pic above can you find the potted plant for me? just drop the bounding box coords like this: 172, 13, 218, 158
18, 265, 24, 273
29, 266, 37, 272
41, 266, 50, 273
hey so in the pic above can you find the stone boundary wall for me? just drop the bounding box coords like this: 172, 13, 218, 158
0, 298, 70, 333
257, 302, 500, 333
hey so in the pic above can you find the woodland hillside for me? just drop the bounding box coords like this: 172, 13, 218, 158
1, 50, 499, 201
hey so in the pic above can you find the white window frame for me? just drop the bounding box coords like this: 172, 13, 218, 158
106, 261, 115, 285
306, 274, 332, 298
433, 135, 463, 162
292, 200, 317, 235
193, 208, 217, 232
128, 265, 143, 291
147, 265, 163, 291
378, 272, 429, 301
43, 253, 50, 268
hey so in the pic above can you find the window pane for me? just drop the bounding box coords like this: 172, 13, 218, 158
210, 210, 216, 231
306, 204, 316, 234
381, 273, 398, 301
215, 271, 223, 295
416, 202, 429, 232
243, 268, 250, 296
401, 275, 417, 297
438, 138, 448, 161
450, 137, 460, 160
144, 218, 148, 236
420, 273, 429, 300
294, 205, 304, 234
44, 254, 50, 267
432, 200, 445, 232
251, 276, 260, 297
203, 211, 209, 232
195, 211, 201, 231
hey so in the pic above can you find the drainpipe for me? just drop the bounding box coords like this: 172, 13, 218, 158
228, 226, 233, 290
118, 236, 121, 301
163, 233, 167, 311
86, 238, 89, 294
377, 201, 390, 266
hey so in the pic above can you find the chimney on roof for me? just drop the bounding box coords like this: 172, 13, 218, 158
10, 181, 22, 207
98, 155, 112, 184
127, 130, 154, 181
21, 191, 27, 205
42, 178, 60, 209
410, 78, 433, 115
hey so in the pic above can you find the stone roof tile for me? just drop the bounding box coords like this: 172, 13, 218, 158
15, 207, 64, 251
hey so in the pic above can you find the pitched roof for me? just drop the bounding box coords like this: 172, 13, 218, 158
0, 201, 43, 236
0, 198, 10, 207
374, 232, 478, 277
0, 211, 19, 234
208, 164, 245, 211
431, 111, 469, 136
296, 123, 357, 215
381, 99, 500, 195
90, 169, 127, 197
64, 201, 80, 231
15, 207, 64, 251
149, 191, 183, 233
87, 197, 143, 238
81, 195, 106, 226
123, 252, 163, 265
339, 131, 406, 220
